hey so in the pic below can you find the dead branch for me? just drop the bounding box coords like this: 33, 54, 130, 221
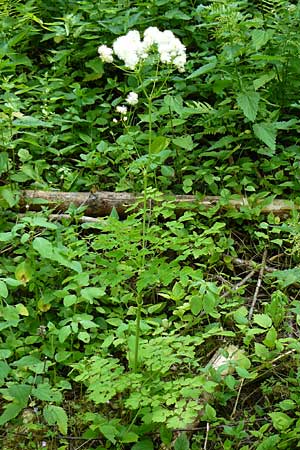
248, 249, 268, 320
20, 190, 297, 217
230, 256, 277, 273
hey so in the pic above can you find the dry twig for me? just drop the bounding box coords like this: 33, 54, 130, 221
248, 249, 268, 320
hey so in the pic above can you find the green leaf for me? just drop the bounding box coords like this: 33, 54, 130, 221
190, 295, 202, 315
253, 123, 277, 152
237, 91, 260, 122
149, 136, 169, 154
174, 432, 190, 450
254, 343, 270, 360
269, 412, 294, 431
253, 314, 272, 328
251, 29, 274, 51
268, 268, 300, 288
0, 402, 24, 426
33, 237, 53, 259
253, 71, 275, 90
78, 331, 90, 343
187, 59, 217, 80
81, 287, 105, 303
172, 135, 194, 150
120, 431, 139, 443
131, 439, 154, 450
43, 405, 68, 435
7, 384, 31, 404
63, 295, 77, 307
0, 280, 8, 298
203, 404, 217, 421
32, 384, 62, 402
263, 326, 277, 349
110, 206, 119, 219
58, 325, 72, 343
99, 424, 118, 444
161, 165, 175, 178
12, 116, 52, 127
235, 366, 253, 379
256, 435, 280, 450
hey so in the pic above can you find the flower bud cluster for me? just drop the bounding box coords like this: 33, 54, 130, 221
98, 27, 186, 72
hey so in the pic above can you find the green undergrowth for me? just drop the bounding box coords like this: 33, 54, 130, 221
1, 201, 300, 449
1, 0, 300, 449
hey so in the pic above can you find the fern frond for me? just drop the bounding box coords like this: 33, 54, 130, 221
185, 100, 215, 114
258, 0, 286, 14
0, 0, 21, 17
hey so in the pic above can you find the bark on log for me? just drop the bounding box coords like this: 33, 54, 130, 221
21, 190, 297, 217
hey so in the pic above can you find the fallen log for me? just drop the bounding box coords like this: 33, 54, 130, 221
21, 190, 297, 217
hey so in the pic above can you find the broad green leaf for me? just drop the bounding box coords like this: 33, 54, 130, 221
253, 71, 275, 90
149, 136, 169, 154
172, 135, 194, 150
120, 431, 139, 443
254, 342, 270, 360
2, 306, 19, 324
269, 412, 294, 431
15, 261, 33, 284
190, 295, 202, 316
174, 432, 190, 450
78, 331, 90, 343
187, 59, 217, 80
99, 424, 118, 444
15, 304, 29, 316
253, 314, 272, 328
0, 349, 12, 359
0, 402, 24, 426
110, 206, 119, 219
251, 29, 274, 51
161, 165, 175, 178
33, 237, 53, 259
204, 404, 217, 421
0, 361, 10, 382
0, 232, 13, 242
0, 280, 8, 298
237, 91, 260, 122
235, 366, 253, 379
132, 439, 154, 450
81, 287, 105, 302
33, 237, 82, 273
63, 295, 77, 307
32, 383, 62, 402
263, 326, 277, 349
12, 116, 52, 127
268, 268, 300, 288
0, 152, 8, 175
27, 217, 57, 230
43, 405, 68, 435
257, 435, 280, 450
58, 325, 72, 343
253, 123, 277, 152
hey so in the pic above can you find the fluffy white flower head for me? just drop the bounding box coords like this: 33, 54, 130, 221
98, 45, 113, 63
113, 30, 144, 70
99, 27, 186, 72
116, 105, 128, 115
126, 92, 139, 106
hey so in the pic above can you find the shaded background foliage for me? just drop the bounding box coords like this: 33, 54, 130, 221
1, 0, 300, 195
1, 1, 300, 449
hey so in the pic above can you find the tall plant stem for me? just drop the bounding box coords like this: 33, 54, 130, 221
133, 97, 153, 373
133, 296, 142, 372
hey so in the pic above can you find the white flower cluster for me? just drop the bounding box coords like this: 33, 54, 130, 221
98, 27, 186, 72
97, 45, 113, 63
126, 91, 139, 105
